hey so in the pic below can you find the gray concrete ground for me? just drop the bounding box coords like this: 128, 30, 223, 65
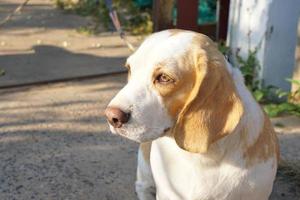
0, 74, 299, 200
0, 74, 138, 200
0, 0, 141, 87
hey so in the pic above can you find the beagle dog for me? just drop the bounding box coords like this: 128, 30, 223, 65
105, 30, 279, 200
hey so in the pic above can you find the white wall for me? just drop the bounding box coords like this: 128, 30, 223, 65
292, 17, 300, 95
227, 0, 300, 91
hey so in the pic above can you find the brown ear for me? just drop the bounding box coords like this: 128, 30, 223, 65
173, 49, 244, 153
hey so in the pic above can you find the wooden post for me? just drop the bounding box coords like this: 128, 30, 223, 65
217, 0, 230, 41
152, 0, 174, 31
177, 0, 198, 31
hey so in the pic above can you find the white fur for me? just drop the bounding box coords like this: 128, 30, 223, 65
108, 80, 172, 142
151, 137, 276, 200
107, 31, 194, 142
136, 146, 156, 200
106, 30, 277, 200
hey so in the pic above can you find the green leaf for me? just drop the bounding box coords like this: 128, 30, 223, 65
253, 90, 264, 102
289, 110, 300, 116
264, 104, 282, 117
277, 102, 296, 112
264, 102, 300, 117
275, 89, 289, 98
286, 78, 300, 86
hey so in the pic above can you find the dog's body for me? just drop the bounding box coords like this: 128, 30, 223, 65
135, 67, 278, 200
105, 30, 279, 200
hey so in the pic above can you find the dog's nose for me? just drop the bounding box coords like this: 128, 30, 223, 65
105, 107, 130, 128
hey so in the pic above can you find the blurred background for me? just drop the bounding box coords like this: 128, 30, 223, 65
0, 0, 299, 199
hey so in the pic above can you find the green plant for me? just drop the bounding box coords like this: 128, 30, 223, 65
232, 48, 300, 117
264, 102, 300, 117
218, 44, 266, 102
236, 49, 260, 93
54, 0, 153, 35
262, 78, 300, 117
218, 41, 230, 56
235, 49, 274, 103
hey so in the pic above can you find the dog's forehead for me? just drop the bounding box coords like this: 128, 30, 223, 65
127, 30, 195, 70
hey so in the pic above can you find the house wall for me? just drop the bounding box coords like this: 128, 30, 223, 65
292, 18, 300, 100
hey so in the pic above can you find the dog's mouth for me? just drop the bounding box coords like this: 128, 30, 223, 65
109, 124, 172, 142
163, 127, 171, 134
164, 127, 170, 132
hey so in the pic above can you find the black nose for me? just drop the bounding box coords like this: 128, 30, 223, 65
105, 107, 130, 128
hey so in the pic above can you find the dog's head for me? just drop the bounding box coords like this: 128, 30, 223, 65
105, 30, 244, 153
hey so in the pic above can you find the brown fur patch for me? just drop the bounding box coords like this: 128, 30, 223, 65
153, 57, 195, 117
244, 113, 280, 167
140, 142, 152, 164
156, 33, 244, 153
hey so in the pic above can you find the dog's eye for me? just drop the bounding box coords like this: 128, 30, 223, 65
156, 73, 173, 84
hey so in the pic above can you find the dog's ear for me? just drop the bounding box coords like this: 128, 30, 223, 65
173, 48, 244, 153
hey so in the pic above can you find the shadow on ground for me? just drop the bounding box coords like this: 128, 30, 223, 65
0, 45, 126, 87
0, 74, 139, 200
0, 2, 92, 30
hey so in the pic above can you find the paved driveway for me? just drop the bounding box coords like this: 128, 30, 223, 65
0, 74, 299, 200
0, 0, 140, 88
